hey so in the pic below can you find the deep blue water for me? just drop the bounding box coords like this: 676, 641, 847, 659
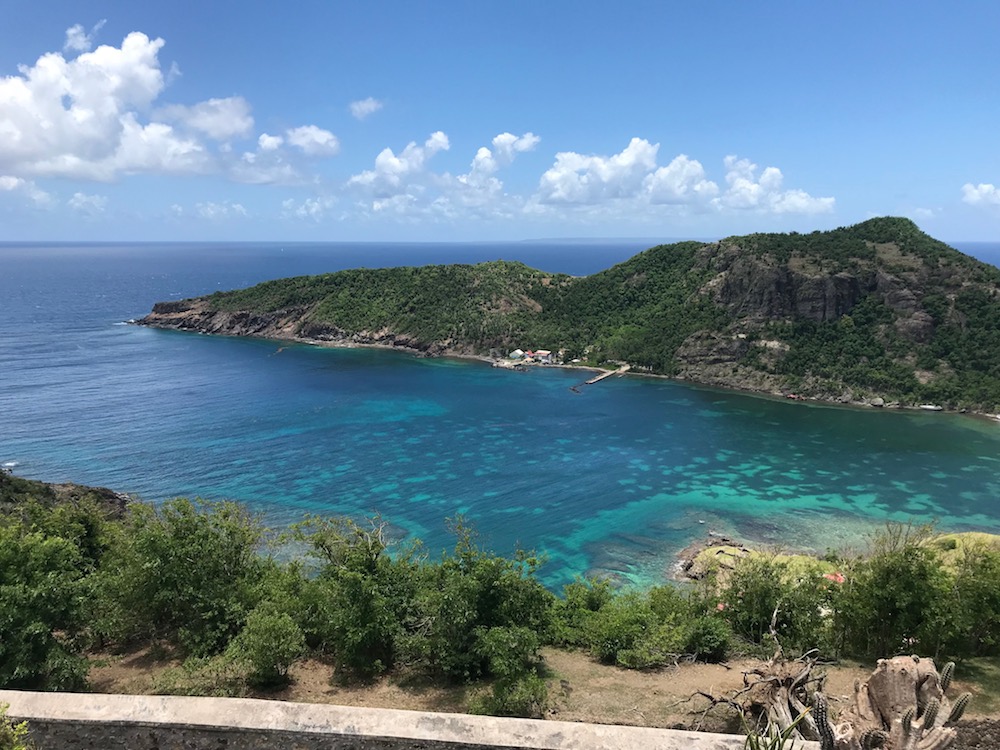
2, 240, 1000, 589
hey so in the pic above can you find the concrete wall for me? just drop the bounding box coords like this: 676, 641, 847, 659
0, 690, 820, 750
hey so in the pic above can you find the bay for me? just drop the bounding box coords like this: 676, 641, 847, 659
2, 240, 999, 590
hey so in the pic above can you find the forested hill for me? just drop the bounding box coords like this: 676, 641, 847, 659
139, 217, 1000, 411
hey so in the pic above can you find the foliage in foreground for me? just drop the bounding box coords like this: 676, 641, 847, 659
4, 482, 1000, 718
0, 704, 33, 750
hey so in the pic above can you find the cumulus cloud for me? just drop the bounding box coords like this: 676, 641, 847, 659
64, 20, 106, 53
285, 125, 339, 156
538, 137, 658, 204
715, 155, 834, 214
349, 97, 383, 120
68, 191, 107, 215
282, 195, 337, 221
0, 31, 210, 180
0, 175, 51, 205
644, 154, 719, 205
258, 133, 283, 151
195, 200, 248, 220
962, 183, 1000, 206
156, 97, 254, 140
535, 142, 831, 215
348, 131, 450, 193
0, 29, 339, 187
461, 131, 539, 187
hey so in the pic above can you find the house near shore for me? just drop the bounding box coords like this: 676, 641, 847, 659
508, 348, 525, 360
533, 349, 552, 363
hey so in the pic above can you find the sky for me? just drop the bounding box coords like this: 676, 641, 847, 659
2, 1, 1000, 242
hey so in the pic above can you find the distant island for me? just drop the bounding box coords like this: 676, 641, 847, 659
138, 217, 1000, 413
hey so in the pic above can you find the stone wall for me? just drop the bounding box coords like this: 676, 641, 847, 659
0, 690, 820, 749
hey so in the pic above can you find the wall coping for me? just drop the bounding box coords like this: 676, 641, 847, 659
0, 690, 820, 749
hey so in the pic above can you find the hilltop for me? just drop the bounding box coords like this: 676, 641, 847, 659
139, 217, 1000, 411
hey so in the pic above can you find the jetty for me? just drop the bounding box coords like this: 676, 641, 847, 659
585, 363, 631, 385
570, 364, 631, 392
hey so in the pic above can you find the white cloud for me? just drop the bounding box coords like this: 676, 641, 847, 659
0, 31, 213, 180
537, 137, 659, 204
644, 154, 718, 205
285, 125, 339, 156
68, 191, 107, 214
461, 132, 539, 187
0, 174, 51, 205
258, 133, 283, 151
348, 131, 450, 193
349, 97, 383, 120
156, 97, 254, 140
195, 201, 248, 220
0, 31, 337, 187
715, 155, 834, 214
962, 183, 1000, 206
63, 20, 106, 54
282, 195, 337, 221
533, 141, 831, 216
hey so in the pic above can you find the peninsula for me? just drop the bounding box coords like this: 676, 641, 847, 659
139, 217, 1000, 412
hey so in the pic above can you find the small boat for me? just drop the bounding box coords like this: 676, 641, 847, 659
918, 404, 944, 411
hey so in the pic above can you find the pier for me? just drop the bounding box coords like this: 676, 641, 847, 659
570, 364, 631, 392
584, 364, 631, 385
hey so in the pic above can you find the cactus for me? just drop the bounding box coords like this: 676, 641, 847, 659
939, 661, 955, 694
812, 691, 835, 750
946, 692, 971, 725
920, 697, 939, 729
901, 706, 915, 737
860, 728, 888, 749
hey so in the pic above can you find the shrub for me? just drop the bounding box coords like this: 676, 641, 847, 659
91, 498, 266, 656
228, 606, 305, 688
835, 525, 950, 658
586, 592, 656, 665
0, 524, 88, 690
0, 703, 33, 750
685, 616, 731, 662
470, 674, 548, 718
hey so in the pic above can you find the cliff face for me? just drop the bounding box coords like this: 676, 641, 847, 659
137, 218, 1000, 411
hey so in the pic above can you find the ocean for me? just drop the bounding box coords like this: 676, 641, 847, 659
2, 239, 1000, 589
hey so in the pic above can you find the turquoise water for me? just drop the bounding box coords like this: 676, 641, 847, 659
2, 242, 1000, 589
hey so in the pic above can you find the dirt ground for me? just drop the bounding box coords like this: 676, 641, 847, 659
90, 646, 994, 737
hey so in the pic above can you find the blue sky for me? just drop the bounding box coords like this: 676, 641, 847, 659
2, 1, 1000, 242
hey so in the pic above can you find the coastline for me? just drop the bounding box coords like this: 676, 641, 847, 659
133, 314, 1000, 422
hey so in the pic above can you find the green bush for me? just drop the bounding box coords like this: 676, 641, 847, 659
586, 592, 656, 664
551, 577, 614, 647
685, 616, 731, 662
0, 703, 33, 750
718, 555, 832, 655
835, 525, 950, 659
0, 523, 88, 690
470, 673, 548, 718
91, 498, 266, 656
946, 543, 1000, 656
228, 606, 305, 688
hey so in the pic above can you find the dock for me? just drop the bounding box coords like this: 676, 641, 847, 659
585, 364, 631, 384
571, 364, 631, 391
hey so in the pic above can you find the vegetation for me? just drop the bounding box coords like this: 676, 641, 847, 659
4, 472, 1000, 719
0, 704, 33, 750
184, 217, 1000, 410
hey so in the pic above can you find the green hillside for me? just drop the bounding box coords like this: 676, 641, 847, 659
147, 217, 1000, 410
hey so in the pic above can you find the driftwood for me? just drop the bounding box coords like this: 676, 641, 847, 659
736, 653, 971, 749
